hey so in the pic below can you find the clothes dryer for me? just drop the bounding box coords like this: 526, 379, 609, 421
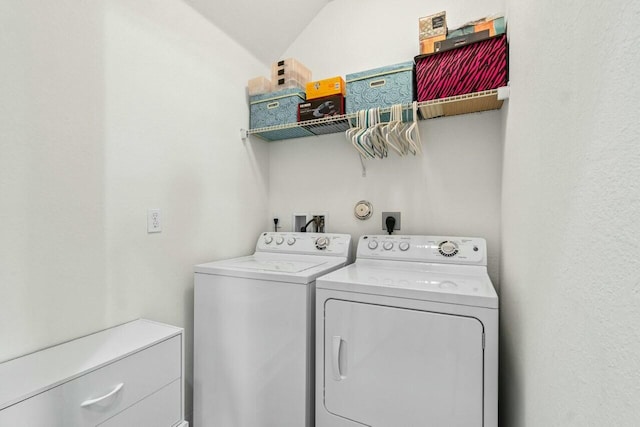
194, 232, 351, 427
316, 235, 498, 427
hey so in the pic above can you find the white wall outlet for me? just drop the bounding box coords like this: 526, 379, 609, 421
147, 208, 162, 233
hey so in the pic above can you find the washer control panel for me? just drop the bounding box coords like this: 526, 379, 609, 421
357, 235, 486, 265
257, 232, 351, 257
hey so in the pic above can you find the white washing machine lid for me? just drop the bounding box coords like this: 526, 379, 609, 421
227, 258, 320, 273
195, 252, 348, 284
316, 259, 498, 309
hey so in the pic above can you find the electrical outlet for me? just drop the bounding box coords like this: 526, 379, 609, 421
147, 208, 162, 233
381, 211, 401, 232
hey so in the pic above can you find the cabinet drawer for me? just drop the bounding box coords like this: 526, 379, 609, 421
0, 336, 181, 426
0, 386, 64, 425
98, 379, 181, 427
65, 336, 181, 426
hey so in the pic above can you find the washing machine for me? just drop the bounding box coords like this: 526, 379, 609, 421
194, 232, 352, 427
315, 235, 498, 427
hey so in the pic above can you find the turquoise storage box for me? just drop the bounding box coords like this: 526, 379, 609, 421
249, 88, 311, 140
250, 88, 306, 128
346, 61, 415, 114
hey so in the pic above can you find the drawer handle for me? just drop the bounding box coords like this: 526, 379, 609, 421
80, 383, 124, 407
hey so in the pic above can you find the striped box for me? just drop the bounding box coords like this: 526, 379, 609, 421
415, 35, 507, 101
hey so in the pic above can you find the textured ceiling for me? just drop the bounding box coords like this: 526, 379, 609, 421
185, 0, 330, 65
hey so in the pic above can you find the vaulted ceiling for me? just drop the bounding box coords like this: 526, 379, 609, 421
184, 0, 331, 65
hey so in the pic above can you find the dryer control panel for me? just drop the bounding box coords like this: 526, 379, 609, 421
357, 235, 486, 266
257, 232, 352, 257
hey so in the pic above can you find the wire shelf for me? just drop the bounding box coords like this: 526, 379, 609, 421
247, 89, 504, 142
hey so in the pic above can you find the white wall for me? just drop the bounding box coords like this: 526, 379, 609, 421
0, 0, 108, 362
270, 0, 505, 283
0, 0, 270, 420
501, 0, 640, 425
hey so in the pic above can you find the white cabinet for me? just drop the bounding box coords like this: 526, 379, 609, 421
0, 319, 185, 427
99, 380, 182, 427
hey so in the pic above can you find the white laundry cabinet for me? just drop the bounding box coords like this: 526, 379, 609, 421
0, 319, 186, 427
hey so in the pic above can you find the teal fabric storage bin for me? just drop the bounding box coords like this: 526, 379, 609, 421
346, 61, 414, 115
250, 88, 306, 129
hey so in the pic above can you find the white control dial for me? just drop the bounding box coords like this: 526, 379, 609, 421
264, 236, 273, 244
368, 240, 379, 250
276, 236, 284, 245
438, 241, 459, 257
315, 236, 329, 250
383, 241, 394, 250
399, 242, 410, 251
287, 237, 296, 246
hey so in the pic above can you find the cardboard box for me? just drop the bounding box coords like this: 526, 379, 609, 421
419, 11, 447, 40
434, 30, 491, 53
305, 76, 346, 100
297, 94, 345, 122
448, 15, 505, 38
420, 34, 446, 55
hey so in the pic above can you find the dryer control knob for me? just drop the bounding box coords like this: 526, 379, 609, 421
439, 241, 459, 257
315, 237, 329, 250
264, 236, 273, 244
368, 240, 379, 250
287, 237, 296, 246
276, 237, 284, 245
399, 242, 410, 251
383, 241, 394, 250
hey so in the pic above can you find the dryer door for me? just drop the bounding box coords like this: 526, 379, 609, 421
323, 299, 484, 427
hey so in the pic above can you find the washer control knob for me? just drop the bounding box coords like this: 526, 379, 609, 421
264, 236, 273, 244
438, 241, 459, 257
383, 241, 394, 251
287, 237, 296, 246
368, 240, 379, 250
399, 242, 410, 251
276, 236, 284, 245
315, 236, 329, 250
